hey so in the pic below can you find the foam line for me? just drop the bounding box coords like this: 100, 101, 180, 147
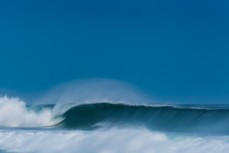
0, 128, 228, 153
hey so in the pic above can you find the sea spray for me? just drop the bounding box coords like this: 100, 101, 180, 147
34, 79, 153, 115
0, 96, 60, 127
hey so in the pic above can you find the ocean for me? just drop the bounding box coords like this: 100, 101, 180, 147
0, 96, 229, 153
0, 0, 228, 152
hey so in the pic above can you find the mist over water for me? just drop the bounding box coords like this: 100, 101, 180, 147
0, 79, 229, 153
36, 79, 153, 115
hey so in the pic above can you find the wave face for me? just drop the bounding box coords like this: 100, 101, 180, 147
60, 103, 229, 134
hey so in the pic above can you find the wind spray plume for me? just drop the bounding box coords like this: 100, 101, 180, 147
36, 78, 153, 115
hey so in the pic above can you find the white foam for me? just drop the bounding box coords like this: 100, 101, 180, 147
0, 96, 58, 127
0, 128, 228, 153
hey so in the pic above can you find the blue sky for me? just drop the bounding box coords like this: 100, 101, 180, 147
0, 0, 229, 103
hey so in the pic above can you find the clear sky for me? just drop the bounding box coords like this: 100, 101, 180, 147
0, 0, 229, 103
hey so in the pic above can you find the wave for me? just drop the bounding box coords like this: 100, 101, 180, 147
59, 103, 229, 134
1, 96, 229, 135
1, 79, 229, 153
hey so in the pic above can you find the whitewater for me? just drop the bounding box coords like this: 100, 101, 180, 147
0, 80, 228, 153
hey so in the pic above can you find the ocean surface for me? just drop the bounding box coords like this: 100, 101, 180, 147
0, 0, 228, 152
0, 97, 229, 153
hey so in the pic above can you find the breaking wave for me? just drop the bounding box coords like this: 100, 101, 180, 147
1, 96, 229, 136
0, 96, 60, 128
59, 103, 229, 134
0, 77, 229, 153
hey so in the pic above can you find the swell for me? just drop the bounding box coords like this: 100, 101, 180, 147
59, 103, 229, 134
